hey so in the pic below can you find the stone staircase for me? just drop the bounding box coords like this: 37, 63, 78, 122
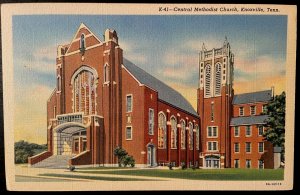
31, 155, 73, 169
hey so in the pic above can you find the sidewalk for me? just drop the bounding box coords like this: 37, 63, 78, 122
15, 165, 176, 182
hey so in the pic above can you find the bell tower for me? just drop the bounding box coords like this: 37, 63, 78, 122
197, 37, 234, 168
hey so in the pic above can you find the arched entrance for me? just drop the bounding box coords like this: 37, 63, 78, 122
147, 144, 157, 167
53, 122, 88, 156
205, 155, 220, 169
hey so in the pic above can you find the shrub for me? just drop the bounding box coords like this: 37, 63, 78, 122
123, 155, 135, 167
113, 146, 135, 167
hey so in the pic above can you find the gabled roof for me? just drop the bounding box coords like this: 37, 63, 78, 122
65, 23, 102, 54
233, 90, 272, 105
230, 115, 269, 126
123, 58, 198, 117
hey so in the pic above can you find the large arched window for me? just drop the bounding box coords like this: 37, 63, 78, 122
170, 116, 177, 149
72, 67, 97, 115
205, 64, 211, 97
195, 125, 200, 150
189, 122, 194, 150
158, 112, 167, 149
215, 63, 222, 96
180, 120, 186, 149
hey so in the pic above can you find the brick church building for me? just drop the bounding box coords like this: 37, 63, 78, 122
29, 23, 278, 169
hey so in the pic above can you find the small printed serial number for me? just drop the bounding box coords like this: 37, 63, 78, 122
266, 182, 282, 186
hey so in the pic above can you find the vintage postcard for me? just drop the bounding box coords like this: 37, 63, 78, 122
1, 3, 296, 191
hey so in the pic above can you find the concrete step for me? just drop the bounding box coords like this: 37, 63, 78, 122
32, 155, 74, 169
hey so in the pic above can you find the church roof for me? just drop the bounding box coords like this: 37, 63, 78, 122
123, 58, 198, 117
230, 115, 269, 126
233, 90, 272, 105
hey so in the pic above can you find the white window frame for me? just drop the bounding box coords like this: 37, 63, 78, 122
180, 120, 186, 149
245, 142, 251, 153
234, 143, 240, 153
126, 94, 133, 113
195, 125, 200, 150
258, 125, 264, 136
250, 105, 256, 115
204, 64, 212, 98
239, 107, 244, 116
170, 116, 177, 149
104, 64, 110, 84
246, 159, 251, 168
80, 33, 86, 50
258, 142, 264, 153
207, 126, 218, 138
207, 141, 218, 152
148, 108, 154, 135
245, 125, 252, 137
125, 126, 132, 140
234, 126, 240, 137
258, 160, 264, 169
234, 159, 240, 168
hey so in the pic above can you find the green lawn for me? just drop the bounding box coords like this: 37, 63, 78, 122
77, 168, 284, 181
39, 173, 158, 181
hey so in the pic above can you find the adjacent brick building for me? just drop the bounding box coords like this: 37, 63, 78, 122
29, 23, 277, 169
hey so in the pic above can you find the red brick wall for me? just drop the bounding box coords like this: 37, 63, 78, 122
121, 68, 146, 164
157, 101, 200, 167
230, 125, 274, 168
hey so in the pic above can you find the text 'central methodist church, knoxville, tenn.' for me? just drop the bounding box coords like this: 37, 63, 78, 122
28, 23, 280, 169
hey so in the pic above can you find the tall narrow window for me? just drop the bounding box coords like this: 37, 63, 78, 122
258, 160, 264, 169
246, 159, 251, 168
258, 142, 264, 153
125, 126, 132, 140
215, 63, 221, 95
170, 117, 177, 149
239, 107, 244, 116
148, 109, 154, 135
234, 159, 240, 168
234, 126, 240, 137
57, 76, 61, 92
205, 65, 211, 97
246, 142, 251, 153
80, 34, 85, 52
234, 143, 240, 153
245, 126, 252, 137
189, 123, 194, 150
250, 106, 256, 115
104, 64, 109, 83
195, 125, 200, 150
258, 125, 264, 136
180, 120, 186, 149
126, 95, 132, 112
158, 112, 167, 149
211, 103, 214, 121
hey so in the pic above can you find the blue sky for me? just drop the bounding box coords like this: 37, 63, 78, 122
13, 15, 287, 143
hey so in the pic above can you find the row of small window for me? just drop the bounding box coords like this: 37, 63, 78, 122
234, 125, 264, 137
234, 159, 264, 169
239, 105, 267, 116
234, 142, 264, 153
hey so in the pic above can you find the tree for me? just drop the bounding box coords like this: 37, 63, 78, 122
113, 146, 128, 167
14, 140, 47, 164
262, 91, 285, 162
